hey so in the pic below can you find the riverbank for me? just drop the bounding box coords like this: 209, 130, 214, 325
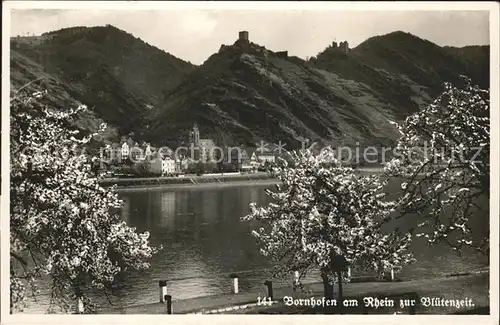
100, 172, 274, 188
99, 168, 386, 191
114, 178, 281, 192
100, 270, 488, 315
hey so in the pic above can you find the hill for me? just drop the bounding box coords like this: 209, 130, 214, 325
10, 28, 489, 152
146, 39, 400, 149
10, 49, 118, 139
145, 31, 489, 149
312, 31, 489, 120
443, 45, 490, 85
10, 25, 195, 138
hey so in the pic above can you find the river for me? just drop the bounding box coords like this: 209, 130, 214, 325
22, 180, 489, 313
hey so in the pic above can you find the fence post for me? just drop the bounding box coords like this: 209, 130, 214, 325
159, 280, 168, 302
391, 268, 395, 282
165, 294, 173, 314
230, 273, 239, 294
75, 297, 84, 314
264, 280, 273, 301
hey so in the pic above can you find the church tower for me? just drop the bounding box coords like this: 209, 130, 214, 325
191, 123, 200, 147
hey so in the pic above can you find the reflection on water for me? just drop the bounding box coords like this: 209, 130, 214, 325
113, 185, 282, 307
121, 196, 130, 224
23, 182, 489, 312
113, 182, 488, 308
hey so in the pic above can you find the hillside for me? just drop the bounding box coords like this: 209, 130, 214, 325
146, 31, 489, 149
443, 45, 490, 85
10, 25, 195, 138
146, 40, 400, 149
312, 31, 489, 120
10, 27, 489, 151
10, 49, 121, 152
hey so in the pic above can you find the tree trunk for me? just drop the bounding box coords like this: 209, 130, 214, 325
321, 269, 335, 314
337, 271, 344, 311
321, 269, 334, 300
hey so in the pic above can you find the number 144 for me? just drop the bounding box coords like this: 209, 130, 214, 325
257, 297, 274, 305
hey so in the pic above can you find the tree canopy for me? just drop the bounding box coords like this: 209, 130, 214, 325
385, 77, 489, 255
10, 90, 159, 313
244, 149, 414, 291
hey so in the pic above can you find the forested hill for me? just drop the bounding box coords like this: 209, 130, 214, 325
11, 27, 489, 149
10, 25, 195, 139
145, 31, 489, 148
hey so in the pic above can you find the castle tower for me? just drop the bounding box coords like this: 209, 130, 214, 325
339, 41, 349, 55
238, 31, 249, 42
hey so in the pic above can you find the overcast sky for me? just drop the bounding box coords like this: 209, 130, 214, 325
10, 9, 489, 64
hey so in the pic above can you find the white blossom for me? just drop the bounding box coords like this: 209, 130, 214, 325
244, 149, 414, 289
10, 90, 160, 313
383, 77, 489, 254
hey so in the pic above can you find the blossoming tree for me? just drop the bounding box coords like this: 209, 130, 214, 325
244, 149, 414, 298
385, 77, 490, 255
10, 90, 159, 313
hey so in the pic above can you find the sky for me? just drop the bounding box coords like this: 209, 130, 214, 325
10, 9, 490, 65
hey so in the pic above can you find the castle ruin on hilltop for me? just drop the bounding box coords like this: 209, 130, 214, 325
236, 30, 288, 58
331, 40, 350, 55
238, 31, 249, 42
224, 31, 349, 58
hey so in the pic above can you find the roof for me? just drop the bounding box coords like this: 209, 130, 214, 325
241, 150, 249, 160
251, 151, 276, 159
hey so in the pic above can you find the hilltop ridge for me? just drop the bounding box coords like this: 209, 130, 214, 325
11, 25, 195, 138
10, 26, 490, 149
145, 30, 489, 149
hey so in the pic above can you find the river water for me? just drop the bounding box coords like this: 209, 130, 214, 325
22, 180, 489, 313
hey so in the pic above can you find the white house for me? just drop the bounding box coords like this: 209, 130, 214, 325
121, 142, 130, 158
240, 149, 252, 171
199, 139, 216, 162
162, 158, 176, 175
176, 157, 188, 172
145, 144, 152, 157
250, 151, 275, 167
149, 156, 176, 176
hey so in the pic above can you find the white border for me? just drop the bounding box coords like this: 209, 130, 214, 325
1, 1, 499, 10
1, 2, 499, 325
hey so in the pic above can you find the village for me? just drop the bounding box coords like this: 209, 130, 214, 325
100, 123, 280, 178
